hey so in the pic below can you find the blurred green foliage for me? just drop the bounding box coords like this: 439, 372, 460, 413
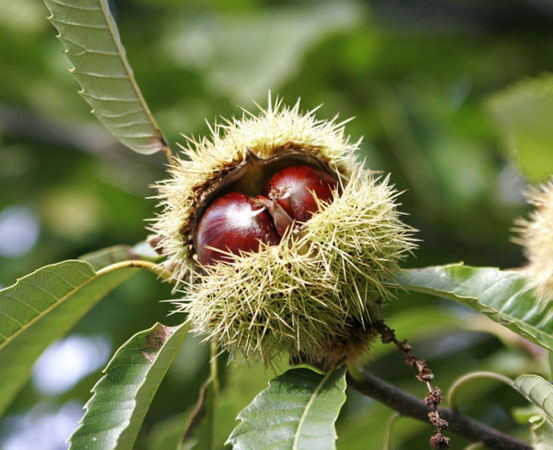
1, 0, 552, 449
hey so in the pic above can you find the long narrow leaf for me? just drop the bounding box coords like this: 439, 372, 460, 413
70, 322, 189, 450
398, 264, 553, 352
227, 366, 347, 450
0, 260, 137, 416
42, 0, 168, 155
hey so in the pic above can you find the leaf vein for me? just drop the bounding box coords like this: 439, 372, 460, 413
50, 18, 108, 30
80, 92, 141, 102
95, 107, 144, 118
47, 0, 102, 11
1, 292, 44, 314
0, 310, 25, 328
71, 71, 129, 80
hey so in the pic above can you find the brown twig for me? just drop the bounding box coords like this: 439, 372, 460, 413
347, 369, 531, 449
374, 320, 450, 448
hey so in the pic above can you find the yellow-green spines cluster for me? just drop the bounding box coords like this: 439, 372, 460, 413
515, 179, 553, 301
152, 98, 359, 286
175, 168, 416, 366
153, 98, 417, 366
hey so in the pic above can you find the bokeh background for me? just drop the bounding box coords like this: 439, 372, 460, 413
1, 0, 552, 448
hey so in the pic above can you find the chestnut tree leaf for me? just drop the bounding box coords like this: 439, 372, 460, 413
70, 322, 189, 450
227, 366, 347, 450
488, 75, 553, 182
397, 264, 553, 352
0, 260, 138, 416
42, 0, 169, 155
514, 375, 553, 449
514, 375, 553, 424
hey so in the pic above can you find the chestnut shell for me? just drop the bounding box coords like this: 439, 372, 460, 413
264, 165, 338, 223
195, 192, 280, 265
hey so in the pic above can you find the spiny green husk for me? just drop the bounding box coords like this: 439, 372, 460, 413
515, 178, 553, 301
151, 98, 359, 287
153, 98, 417, 366
174, 168, 417, 367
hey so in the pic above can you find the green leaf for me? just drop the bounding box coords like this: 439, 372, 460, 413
80, 240, 161, 271
488, 75, 553, 182
397, 264, 553, 352
227, 366, 347, 450
42, 0, 168, 155
70, 322, 189, 450
514, 375, 553, 449
0, 260, 137, 416
514, 375, 553, 424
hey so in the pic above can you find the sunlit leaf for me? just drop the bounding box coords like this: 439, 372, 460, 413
70, 322, 189, 450
488, 75, 553, 182
42, 0, 168, 155
398, 264, 553, 352
0, 260, 137, 416
227, 366, 347, 450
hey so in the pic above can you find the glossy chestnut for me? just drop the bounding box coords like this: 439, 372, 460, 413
195, 192, 280, 265
195, 164, 338, 265
264, 165, 338, 223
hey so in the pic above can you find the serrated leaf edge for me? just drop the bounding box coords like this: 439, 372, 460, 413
42, 0, 169, 156
0, 260, 97, 351
69, 322, 189, 449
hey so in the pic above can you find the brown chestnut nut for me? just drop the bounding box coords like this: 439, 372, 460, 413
264, 165, 338, 223
195, 192, 280, 265
195, 165, 338, 265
